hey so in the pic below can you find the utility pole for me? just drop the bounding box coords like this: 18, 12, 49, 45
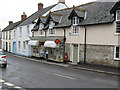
84, 26, 87, 64
63, 28, 66, 63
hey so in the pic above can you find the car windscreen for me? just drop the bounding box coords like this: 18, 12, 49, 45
0, 51, 4, 55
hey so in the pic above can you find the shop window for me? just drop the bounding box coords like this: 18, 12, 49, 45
23, 41, 26, 50
114, 46, 120, 60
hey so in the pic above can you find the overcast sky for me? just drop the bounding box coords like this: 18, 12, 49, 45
0, 0, 117, 30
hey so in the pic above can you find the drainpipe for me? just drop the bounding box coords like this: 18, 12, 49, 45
84, 26, 87, 64
63, 28, 66, 63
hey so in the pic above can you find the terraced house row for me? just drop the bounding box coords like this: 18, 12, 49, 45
2, 0, 120, 68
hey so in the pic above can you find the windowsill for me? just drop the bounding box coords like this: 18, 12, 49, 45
114, 33, 120, 36
114, 58, 120, 61
71, 33, 79, 36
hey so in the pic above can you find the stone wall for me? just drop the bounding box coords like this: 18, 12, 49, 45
79, 44, 119, 67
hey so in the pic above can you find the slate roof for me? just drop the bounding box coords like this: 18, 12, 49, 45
32, 1, 117, 30
2, 21, 23, 32
18, 4, 57, 26
55, 1, 117, 27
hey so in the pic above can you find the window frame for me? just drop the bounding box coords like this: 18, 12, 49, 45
19, 27, 22, 37
114, 46, 120, 60
116, 10, 120, 21
49, 29, 55, 35
18, 41, 21, 49
72, 16, 79, 25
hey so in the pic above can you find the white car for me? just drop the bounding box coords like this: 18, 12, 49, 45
0, 49, 7, 68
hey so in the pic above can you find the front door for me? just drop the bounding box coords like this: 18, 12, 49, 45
73, 44, 78, 64
13, 42, 16, 54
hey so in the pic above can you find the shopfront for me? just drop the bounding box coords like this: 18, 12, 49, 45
29, 36, 65, 62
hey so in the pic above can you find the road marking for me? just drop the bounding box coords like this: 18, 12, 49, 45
14, 86, 22, 89
0, 79, 4, 83
4, 82, 14, 87
54, 73, 76, 80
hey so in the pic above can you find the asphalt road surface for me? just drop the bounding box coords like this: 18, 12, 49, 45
0, 52, 119, 89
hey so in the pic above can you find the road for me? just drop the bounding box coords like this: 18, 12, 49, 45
0, 52, 119, 89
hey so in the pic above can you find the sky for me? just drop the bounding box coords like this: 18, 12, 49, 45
0, 0, 117, 30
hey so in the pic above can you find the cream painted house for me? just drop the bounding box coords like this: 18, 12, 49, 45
31, 1, 120, 67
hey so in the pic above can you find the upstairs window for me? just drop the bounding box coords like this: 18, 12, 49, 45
39, 23, 44, 30
9, 31, 11, 39
73, 17, 79, 25
116, 10, 120, 21
49, 29, 55, 35
27, 26, 29, 35
14, 30, 16, 38
72, 26, 79, 34
114, 46, 120, 60
116, 21, 120, 33
19, 27, 22, 37
39, 30, 44, 35
49, 21, 55, 29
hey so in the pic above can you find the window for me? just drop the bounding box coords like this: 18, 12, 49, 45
49, 21, 55, 29
116, 10, 120, 21
9, 31, 11, 39
114, 46, 120, 60
18, 41, 21, 49
73, 17, 79, 25
23, 41, 26, 50
19, 27, 22, 36
39, 23, 44, 30
9, 42, 11, 52
6, 32, 8, 39
39, 30, 44, 35
27, 26, 29, 35
72, 26, 79, 34
49, 29, 55, 35
14, 30, 16, 38
3, 32, 5, 39
116, 21, 120, 33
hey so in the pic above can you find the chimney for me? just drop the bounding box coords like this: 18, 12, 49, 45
38, 3, 43, 10
9, 21, 13, 25
21, 12, 27, 21
59, 0, 65, 4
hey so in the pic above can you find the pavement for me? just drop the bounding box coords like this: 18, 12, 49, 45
13, 54, 120, 76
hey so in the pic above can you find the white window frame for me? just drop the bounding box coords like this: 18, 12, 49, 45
18, 41, 21, 49
9, 31, 11, 39
14, 30, 16, 38
19, 27, 22, 37
23, 41, 26, 50
114, 46, 120, 60
39, 30, 44, 36
27, 25, 30, 35
49, 21, 55, 29
116, 10, 120, 21
39, 23, 44, 30
73, 16, 79, 25
72, 26, 79, 35
49, 29, 55, 35
116, 21, 120, 33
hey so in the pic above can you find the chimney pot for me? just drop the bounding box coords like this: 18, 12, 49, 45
9, 21, 13, 25
59, 0, 65, 4
21, 12, 27, 21
38, 3, 43, 10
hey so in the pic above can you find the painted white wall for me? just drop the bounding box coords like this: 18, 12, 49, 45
16, 24, 35, 56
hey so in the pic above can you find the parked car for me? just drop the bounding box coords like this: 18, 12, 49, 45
0, 49, 7, 68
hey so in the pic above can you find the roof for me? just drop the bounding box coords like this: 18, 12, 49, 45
32, 1, 118, 30
2, 21, 23, 32
110, 1, 120, 14
18, 4, 57, 26
55, 1, 117, 27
